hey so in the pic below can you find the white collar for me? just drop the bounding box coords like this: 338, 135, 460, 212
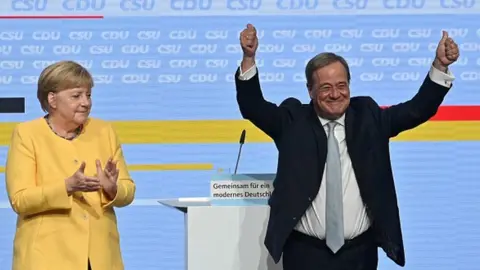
318, 114, 345, 127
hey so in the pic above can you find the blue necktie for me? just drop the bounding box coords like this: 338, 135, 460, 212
325, 121, 345, 253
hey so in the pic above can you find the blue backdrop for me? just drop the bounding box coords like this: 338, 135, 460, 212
1, 0, 480, 269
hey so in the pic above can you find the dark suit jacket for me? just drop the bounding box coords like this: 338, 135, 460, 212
235, 68, 451, 266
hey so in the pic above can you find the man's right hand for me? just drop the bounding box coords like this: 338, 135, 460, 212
240, 23, 258, 71
65, 161, 101, 195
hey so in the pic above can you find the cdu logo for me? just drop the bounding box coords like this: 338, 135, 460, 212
170, 0, 212, 10
276, 0, 319, 10
62, 0, 106, 11
372, 58, 400, 67
392, 72, 420, 81
189, 74, 217, 83
101, 31, 129, 40
383, 0, 425, 9
324, 43, 352, 53
53, 45, 81, 55
170, 60, 197, 68
0, 76, 12, 84
0, 45, 12, 55
122, 45, 150, 54
392, 43, 420, 52
189, 44, 217, 54
33, 31, 60, 41
122, 74, 150, 84
304, 29, 332, 39
101, 60, 130, 69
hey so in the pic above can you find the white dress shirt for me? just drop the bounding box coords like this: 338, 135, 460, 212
237, 63, 455, 240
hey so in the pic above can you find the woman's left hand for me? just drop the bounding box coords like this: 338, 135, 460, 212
96, 158, 119, 200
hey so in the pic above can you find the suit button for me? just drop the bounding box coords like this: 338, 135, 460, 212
308, 197, 312, 201
293, 217, 297, 220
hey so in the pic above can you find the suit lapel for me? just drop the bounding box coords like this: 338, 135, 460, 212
308, 102, 327, 185
345, 106, 356, 151
345, 105, 372, 203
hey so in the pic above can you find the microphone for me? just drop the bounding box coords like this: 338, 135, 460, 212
233, 129, 246, 174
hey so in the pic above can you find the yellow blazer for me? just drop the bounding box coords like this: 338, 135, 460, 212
5, 117, 136, 270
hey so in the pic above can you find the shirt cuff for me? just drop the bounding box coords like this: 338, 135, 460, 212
238, 64, 257, 81
429, 65, 455, 88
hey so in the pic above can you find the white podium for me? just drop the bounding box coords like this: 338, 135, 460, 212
158, 197, 283, 270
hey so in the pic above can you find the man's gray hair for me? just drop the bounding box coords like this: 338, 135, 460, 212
305, 52, 351, 87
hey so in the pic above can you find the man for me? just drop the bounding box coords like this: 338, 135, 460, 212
234, 24, 459, 270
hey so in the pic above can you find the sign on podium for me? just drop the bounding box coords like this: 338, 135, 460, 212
159, 172, 282, 270
210, 173, 276, 206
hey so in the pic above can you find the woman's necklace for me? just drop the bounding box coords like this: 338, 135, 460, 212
45, 115, 82, 141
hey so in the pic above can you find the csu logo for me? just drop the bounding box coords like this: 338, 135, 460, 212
332, 0, 367, 9
11, 0, 47, 11
226, 0, 261, 10
120, 0, 156, 11
440, 0, 475, 8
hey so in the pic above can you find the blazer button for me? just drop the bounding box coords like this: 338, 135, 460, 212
292, 217, 297, 220
308, 197, 312, 201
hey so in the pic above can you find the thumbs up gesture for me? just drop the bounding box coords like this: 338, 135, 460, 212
434, 31, 459, 71
240, 23, 258, 58
65, 162, 101, 195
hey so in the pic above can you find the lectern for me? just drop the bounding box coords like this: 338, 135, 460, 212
158, 173, 282, 270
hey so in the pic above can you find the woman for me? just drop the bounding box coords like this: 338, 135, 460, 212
5, 61, 136, 270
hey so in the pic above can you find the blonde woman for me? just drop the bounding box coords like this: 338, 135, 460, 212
5, 61, 136, 270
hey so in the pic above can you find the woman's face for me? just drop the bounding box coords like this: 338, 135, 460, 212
48, 87, 92, 127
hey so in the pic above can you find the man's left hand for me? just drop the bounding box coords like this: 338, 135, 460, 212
434, 30, 459, 72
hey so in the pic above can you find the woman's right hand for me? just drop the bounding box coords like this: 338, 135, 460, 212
65, 162, 101, 195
